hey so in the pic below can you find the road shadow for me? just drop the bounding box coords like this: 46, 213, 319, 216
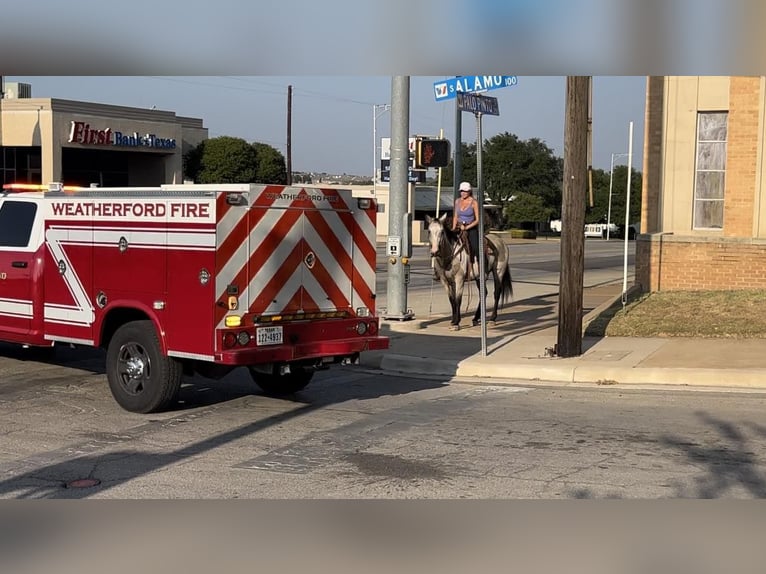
564, 411, 766, 499
0, 368, 447, 501
660, 412, 766, 498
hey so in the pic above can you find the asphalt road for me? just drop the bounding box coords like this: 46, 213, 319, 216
11, 236, 756, 501
1, 339, 766, 499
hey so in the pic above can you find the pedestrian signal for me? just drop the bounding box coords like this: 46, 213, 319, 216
415, 139, 451, 169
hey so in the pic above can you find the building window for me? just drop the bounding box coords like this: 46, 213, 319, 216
693, 112, 727, 230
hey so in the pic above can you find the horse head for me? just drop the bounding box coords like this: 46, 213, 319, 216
425, 213, 450, 258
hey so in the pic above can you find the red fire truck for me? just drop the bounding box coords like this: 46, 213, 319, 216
0, 182, 388, 413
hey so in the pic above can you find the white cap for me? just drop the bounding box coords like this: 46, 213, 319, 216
459, 181, 472, 192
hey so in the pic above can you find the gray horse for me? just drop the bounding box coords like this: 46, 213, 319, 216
425, 213, 513, 330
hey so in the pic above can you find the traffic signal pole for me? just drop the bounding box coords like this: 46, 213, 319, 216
383, 76, 413, 321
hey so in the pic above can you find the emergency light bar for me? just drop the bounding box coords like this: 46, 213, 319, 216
2, 182, 81, 193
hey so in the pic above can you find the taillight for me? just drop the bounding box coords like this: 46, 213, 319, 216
368, 321, 377, 335
355, 322, 368, 335
237, 331, 251, 346
223, 332, 237, 348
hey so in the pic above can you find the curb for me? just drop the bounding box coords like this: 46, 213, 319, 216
378, 355, 766, 391
379, 354, 460, 377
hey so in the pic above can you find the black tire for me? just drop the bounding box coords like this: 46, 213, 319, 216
106, 320, 182, 413
248, 367, 314, 396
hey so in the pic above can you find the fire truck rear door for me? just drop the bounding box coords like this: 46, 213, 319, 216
246, 191, 354, 316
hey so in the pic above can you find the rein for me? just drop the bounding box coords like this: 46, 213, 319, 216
433, 226, 470, 276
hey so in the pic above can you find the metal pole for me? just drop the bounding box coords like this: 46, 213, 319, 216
476, 112, 487, 356
286, 85, 292, 185
436, 128, 444, 218
606, 153, 615, 240
453, 93, 462, 201
384, 76, 411, 320
622, 122, 634, 307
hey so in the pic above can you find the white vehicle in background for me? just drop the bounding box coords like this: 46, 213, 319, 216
551, 220, 621, 238
585, 223, 618, 238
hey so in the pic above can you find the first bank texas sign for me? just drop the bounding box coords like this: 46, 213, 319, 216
433, 75, 517, 101
68, 121, 177, 149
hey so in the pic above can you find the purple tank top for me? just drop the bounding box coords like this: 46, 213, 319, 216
456, 200, 475, 224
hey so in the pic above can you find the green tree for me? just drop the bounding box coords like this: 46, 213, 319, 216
252, 142, 287, 184
586, 165, 642, 226
440, 133, 563, 221
483, 133, 563, 212
184, 136, 257, 183
503, 192, 555, 226
439, 142, 476, 191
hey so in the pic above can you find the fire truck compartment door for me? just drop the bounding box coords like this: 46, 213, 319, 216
247, 204, 354, 315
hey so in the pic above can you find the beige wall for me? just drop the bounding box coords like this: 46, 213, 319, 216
754, 77, 766, 239
660, 76, 730, 235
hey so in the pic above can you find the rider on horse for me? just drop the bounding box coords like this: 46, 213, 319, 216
452, 181, 481, 278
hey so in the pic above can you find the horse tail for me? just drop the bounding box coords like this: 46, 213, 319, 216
499, 263, 513, 305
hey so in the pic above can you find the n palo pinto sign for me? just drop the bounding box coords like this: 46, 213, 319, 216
456, 92, 499, 116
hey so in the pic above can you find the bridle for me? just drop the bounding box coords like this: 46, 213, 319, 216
430, 222, 466, 267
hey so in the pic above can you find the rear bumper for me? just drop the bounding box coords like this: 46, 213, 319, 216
217, 335, 389, 366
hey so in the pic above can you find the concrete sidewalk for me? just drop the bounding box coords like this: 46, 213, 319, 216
363, 282, 766, 392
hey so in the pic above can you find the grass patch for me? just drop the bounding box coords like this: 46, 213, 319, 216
586, 289, 766, 339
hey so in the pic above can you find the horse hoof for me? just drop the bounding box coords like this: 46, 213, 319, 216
449, 324, 460, 331
472, 320, 480, 327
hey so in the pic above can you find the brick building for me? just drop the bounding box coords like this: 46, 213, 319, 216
637, 76, 766, 292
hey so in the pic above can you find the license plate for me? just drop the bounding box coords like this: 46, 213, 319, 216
256, 326, 283, 346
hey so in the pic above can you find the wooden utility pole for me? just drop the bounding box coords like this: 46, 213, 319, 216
557, 76, 590, 357
286, 85, 293, 185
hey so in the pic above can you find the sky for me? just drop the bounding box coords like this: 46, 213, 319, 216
6, 76, 646, 178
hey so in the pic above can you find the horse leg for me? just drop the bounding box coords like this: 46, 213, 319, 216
450, 274, 464, 329
471, 277, 484, 326
439, 277, 458, 329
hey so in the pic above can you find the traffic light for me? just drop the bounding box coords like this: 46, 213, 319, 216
415, 139, 451, 169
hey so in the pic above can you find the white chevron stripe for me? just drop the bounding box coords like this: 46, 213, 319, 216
262, 264, 303, 315
216, 204, 248, 248
0, 298, 33, 319
44, 228, 95, 326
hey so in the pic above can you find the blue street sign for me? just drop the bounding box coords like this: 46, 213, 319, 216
433, 75, 517, 102
456, 92, 500, 116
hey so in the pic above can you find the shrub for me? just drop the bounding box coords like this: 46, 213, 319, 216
510, 229, 537, 239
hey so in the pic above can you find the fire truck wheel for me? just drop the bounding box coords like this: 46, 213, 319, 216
248, 368, 314, 395
106, 320, 183, 413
